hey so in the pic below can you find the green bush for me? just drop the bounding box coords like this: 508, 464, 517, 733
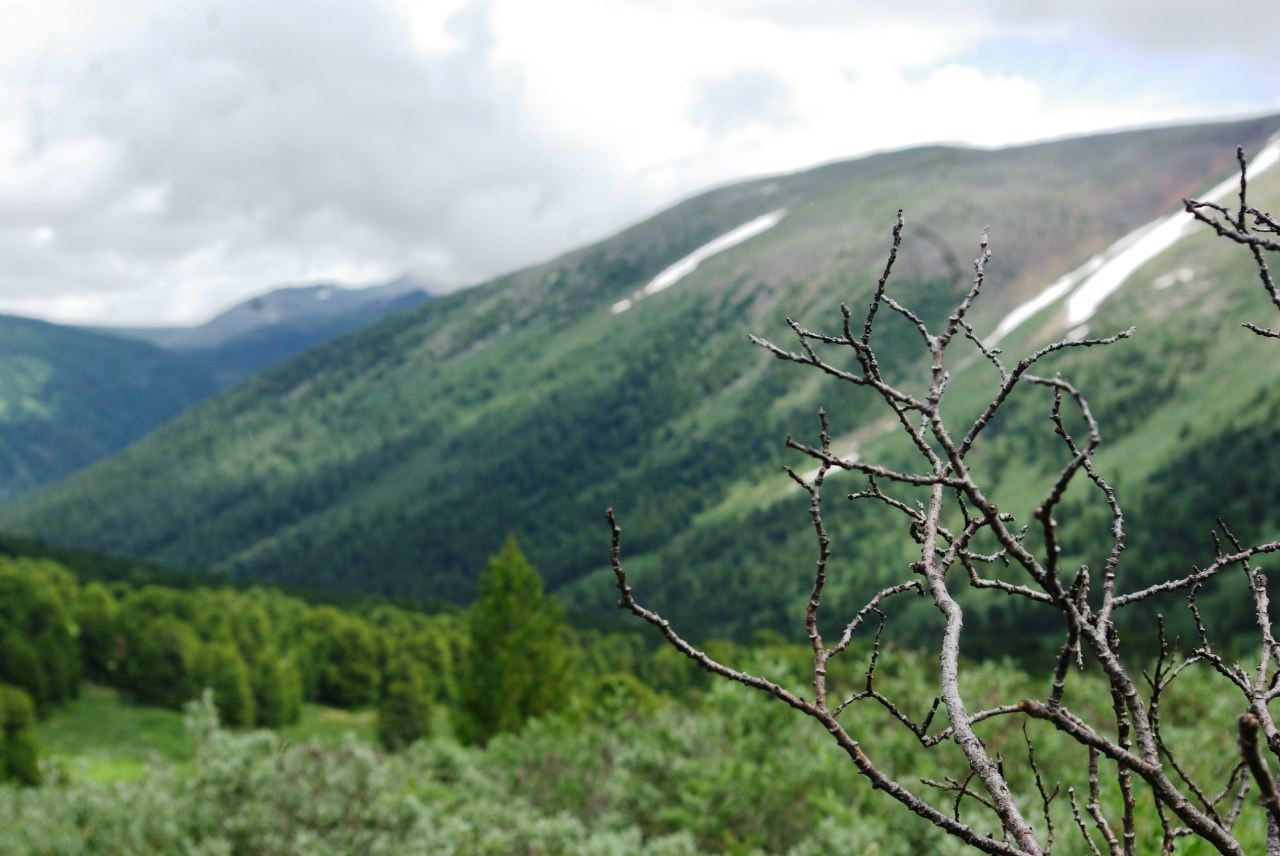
195, 642, 255, 728
124, 616, 202, 709
251, 655, 303, 728
0, 684, 39, 785
73, 582, 120, 682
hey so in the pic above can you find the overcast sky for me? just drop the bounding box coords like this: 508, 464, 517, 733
2, 1, 1277, 326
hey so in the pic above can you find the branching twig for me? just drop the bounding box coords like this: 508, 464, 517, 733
607, 155, 1280, 853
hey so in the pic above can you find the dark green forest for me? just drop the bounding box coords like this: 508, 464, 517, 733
1, 117, 1275, 640
2, 117, 1280, 853
0, 316, 217, 502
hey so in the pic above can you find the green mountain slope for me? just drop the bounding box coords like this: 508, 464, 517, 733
2, 116, 1276, 638
0, 316, 218, 502
98, 278, 433, 386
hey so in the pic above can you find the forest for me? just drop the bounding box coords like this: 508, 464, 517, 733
1, 536, 1274, 855
1, 124, 1280, 853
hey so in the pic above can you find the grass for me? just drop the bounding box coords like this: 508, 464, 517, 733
36, 685, 388, 784
37, 685, 192, 783
277, 704, 378, 746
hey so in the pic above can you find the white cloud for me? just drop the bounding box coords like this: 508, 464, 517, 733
0, 0, 1276, 325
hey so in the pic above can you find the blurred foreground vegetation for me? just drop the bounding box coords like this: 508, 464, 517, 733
0, 543, 1271, 853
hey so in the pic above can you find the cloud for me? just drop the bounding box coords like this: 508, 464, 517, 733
0, 0, 617, 322
0, 0, 1276, 325
692, 68, 798, 135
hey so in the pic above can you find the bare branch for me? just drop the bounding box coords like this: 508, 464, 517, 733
608, 161, 1280, 852
1239, 713, 1280, 832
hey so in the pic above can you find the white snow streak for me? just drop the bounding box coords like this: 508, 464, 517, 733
987, 131, 1280, 342
987, 258, 1102, 346
611, 209, 787, 314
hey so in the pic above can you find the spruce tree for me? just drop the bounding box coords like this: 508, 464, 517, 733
456, 537, 570, 745
377, 653, 432, 750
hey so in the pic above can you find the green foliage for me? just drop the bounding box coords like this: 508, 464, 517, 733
251, 655, 303, 728
195, 642, 255, 728
377, 653, 432, 750
73, 583, 119, 682
4, 116, 1275, 641
0, 315, 217, 501
228, 601, 272, 665
400, 620, 459, 705
0, 559, 81, 712
0, 546, 467, 730
578, 671, 662, 722
123, 615, 202, 709
33, 685, 193, 783
0, 684, 39, 786
6, 644, 1274, 853
0, 628, 47, 712
456, 537, 571, 745
297, 607, 383, 708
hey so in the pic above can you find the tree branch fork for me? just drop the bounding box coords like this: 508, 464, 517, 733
607, 151, 1280, 854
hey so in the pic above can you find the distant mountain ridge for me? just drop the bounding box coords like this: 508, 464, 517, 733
0, 277, 433, 500
0, 316, 218, 502
2, 115, 1278, 640
96, 277, 433, 384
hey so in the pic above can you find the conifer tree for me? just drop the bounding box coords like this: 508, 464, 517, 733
377, 652, 432, 750
456, 537, 570, 745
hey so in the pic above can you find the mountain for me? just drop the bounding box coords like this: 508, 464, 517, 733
3, 115, 1278, 639
0, 278, 433, 502
99, 277, 433, 385
0, 316, 219, 502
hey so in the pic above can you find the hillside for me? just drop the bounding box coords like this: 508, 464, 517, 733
2, 115, 1277, 638
0, 316, 218, 502
99, 277, 433, 385
0, 280, 432, 501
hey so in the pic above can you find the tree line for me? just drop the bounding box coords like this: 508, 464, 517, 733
0, 535, 719, 785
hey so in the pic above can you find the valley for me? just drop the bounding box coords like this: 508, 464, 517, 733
0, 115, 1277, 644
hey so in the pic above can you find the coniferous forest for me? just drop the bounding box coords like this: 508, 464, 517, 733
2, 114, 1280, 854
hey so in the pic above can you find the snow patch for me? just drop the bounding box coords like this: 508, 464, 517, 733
611, 209, 787, 314
986, 131, 1280, 342
1153, 267, 1195, 290
1065, 136, 1280, 326
988, 257, 1102, 346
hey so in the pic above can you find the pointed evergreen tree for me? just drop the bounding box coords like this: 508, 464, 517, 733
456, 537, 571, 745
377, 652, 432, 750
